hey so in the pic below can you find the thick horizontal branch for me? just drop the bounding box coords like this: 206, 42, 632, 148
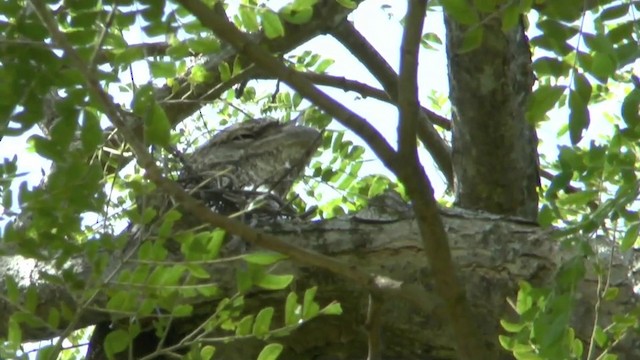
2, 210, 638, 358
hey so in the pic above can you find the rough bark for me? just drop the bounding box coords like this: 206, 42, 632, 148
1, 209, 639, 359
445, 16, 540, 220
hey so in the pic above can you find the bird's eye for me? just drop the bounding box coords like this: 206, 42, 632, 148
233, 134, 254, 140
231, 133, 255, 141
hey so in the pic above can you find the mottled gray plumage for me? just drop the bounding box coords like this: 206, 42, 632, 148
179, 118, 321, 213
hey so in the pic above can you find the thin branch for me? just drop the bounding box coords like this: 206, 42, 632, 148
332, 20, 454, 188
0, 38, 171, 65
397, 0, 426, 160
365, 293, 384, 360
89, 5, 117, 68
299, 72, 451, 130
540, 169, 598, 211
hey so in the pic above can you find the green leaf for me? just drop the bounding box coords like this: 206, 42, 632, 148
232, 56, 243, 77
105, 329, 130, 357
189, 64, 211, 84
167, 41, 190, 58
593, 325, 607, 347
114, 46, 145, 66
590, 53, 616, 83
187, 264, 211, 279
132, 84, 154, 115
315, 59, 334, 73
253, 307, 275, 336
621, 88, 640, 128
556, 190, 597, 207
572, 72, 592, 103
257, 343, 283, 360
526, 85, 565, 123
335, 0, 357, 9
568, 91, 590, 145
261, 10, 285, 39
473, 0, 496, 13
149, 61, 176, 78
157, 209, 182, 238
218, 62, 231, 82
107, 291, 135, 312
25, 286, 38, 313
532, 57, 571, 78
201, 345, 216, 360
607, 21, 634, 44
421, 32, 442, 50
8, 318, 21, 346
621, 222, 639, 252
534, 19, 579, 44
499, 335, 515, 351
141, 207, 157, 224
501, 4, 520, 31
442, 0, 479, 25
459, 26, 483, 53
6, 276, 19, 303
280, 3, 314, 24
500, 319, 526, 333
603, 287, 619, 301
35, 346, 55, 360
172, 304, 194, 317
144, 103, 172, 146
243, 251, 288, 265
556, 257, 585, 289
598, 3, 630, 22
47, 308, 60, 329
302, 286, 319, 319
320, 301, 342, 315
515, 282, 534, 314
255, 274, 293, 290
284, 292, 300, 326
196, 284, 219, 297
240, 7, 260, 32
236, 315, 254, 336
80, 109, 103, 152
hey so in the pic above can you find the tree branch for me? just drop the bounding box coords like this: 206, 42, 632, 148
266, 71, 451, 129
331, 20, 454, 188
397, 0, 426, 160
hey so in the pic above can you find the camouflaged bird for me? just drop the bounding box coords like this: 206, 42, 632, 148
177, 118, 322, 215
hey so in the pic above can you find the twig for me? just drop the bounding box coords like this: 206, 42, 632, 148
365, 293, 384, 360
299, 72, 451, 130
89, 5, 118, 68
397, 0, 426, 161
332, 20, 454, 188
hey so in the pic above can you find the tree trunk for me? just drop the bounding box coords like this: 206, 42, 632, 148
445, 16, 540, 220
